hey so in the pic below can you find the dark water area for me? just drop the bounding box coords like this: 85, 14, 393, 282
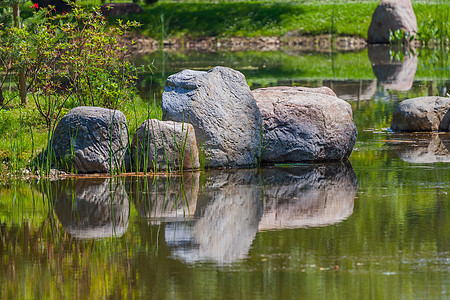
1, 45, 450, 298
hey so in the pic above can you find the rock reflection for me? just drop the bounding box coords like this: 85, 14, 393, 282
258, 162, 357, 231
395, 133, 450, 163
325, 80, 377, 101
368, 45, 417, 91
166, 170, 262, 264
48, 178, 129, 239
126, 173, 199, 221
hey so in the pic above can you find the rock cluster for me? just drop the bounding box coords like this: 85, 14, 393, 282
50, 67, 358, 174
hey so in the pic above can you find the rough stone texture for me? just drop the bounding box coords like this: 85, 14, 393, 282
165, 170, 262, 264
368, 0, 418, 44
52, 106, 128, 173
394, 133, 450, 163
100, 3, 144, 17
162, 66, 262, 168
369, 45, 417, 91
131, 119, 200, 172
262, 86, 337, 97
49, 178, 129, 239
253, 87, 357, 163
258, 162, 357, 230
391, 97, 450, 132
126, 172, 199, 220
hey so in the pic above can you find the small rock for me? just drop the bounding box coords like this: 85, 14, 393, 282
131, 119, 200, 172
52, 106, 128, 173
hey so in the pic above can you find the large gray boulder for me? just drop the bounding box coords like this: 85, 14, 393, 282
52, 106, 128, 173
368, 0, 417, 44
131, 119, 200, 172
391, 97, 450, 132
253, 87, 357, 163
162, 66, 262, 168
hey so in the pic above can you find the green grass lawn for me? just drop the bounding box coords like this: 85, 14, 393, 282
98, 0, 449, 40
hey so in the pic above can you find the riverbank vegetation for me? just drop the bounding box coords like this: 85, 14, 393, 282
101, 0, 450, 44
1, 0, 450, 178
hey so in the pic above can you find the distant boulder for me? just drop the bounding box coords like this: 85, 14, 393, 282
368, 0, 417, 44
391, 97, 450, 132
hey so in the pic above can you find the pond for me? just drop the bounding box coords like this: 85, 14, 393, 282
1, 45, 449, 299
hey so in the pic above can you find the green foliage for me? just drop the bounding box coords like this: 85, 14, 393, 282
110, 1, 377, 39
415, 2, 450, 47
0, 4, 146, 126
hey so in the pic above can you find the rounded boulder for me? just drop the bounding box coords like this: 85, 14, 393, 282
162, 66, 262, 168
253, 87, 357, 163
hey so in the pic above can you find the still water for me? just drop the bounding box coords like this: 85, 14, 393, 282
1, 46, 449, 299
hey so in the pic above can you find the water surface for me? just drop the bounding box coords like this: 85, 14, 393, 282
1, 46, 449, 299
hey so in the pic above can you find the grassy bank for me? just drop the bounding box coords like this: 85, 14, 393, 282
0, 95, 162, 179
100, 0, 450, 40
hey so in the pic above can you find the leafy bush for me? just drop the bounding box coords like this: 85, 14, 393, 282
0, 4, 144, 126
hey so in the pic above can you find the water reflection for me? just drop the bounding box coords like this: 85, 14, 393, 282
166, 170, 262, 264
47, 178, 129, 239
259, 162, 357, 230
393, 133, 450, 163
325, 80, 377, 101
165, 164, 357, 264
126, 173, 199, 222
368, 45, 417, 91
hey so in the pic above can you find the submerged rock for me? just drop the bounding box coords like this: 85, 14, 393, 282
253, 86, 357, 163
391, 97, 450, 132
131, 119, 200, 172
162, 66, 262, 168
368, 0, 417, 44
48, 178, 129, 239
258, 162, 357, 231
51, 106, 128, 173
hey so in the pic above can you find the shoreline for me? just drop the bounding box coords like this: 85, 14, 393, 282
120, 34, 368, 54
